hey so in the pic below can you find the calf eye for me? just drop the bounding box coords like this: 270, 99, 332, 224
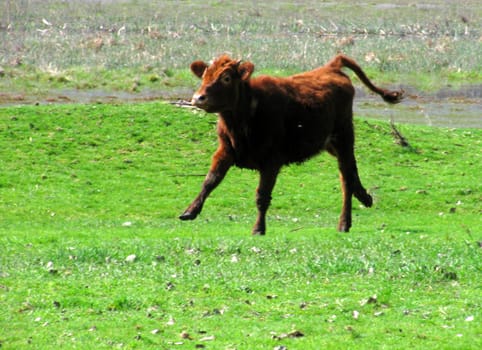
221, 75, 232, 85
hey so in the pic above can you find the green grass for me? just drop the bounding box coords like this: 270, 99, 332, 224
0, 102, 481, 349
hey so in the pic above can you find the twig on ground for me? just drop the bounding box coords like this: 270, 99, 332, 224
390, 117, 410, 147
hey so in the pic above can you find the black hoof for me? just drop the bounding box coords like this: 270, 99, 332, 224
364, 194, 373, 208
337, 222, 351, 232
356, 192, 373, 208
179, 211, 197, 221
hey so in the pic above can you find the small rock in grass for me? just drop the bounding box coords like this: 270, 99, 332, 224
125, 254, 137, 263
250, 246, 262, 254
200, 335, 215, 341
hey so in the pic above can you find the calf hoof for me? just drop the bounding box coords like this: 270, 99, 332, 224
179, 211, 198, 221
364, 194, 373, 208
252, 222, 266, 235
356, 192, 373, 208
337, 222, 351, 233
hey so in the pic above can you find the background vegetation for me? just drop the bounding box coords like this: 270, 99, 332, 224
1, 0, 481, 100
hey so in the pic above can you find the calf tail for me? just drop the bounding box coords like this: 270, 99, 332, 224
330, 54, 404, 104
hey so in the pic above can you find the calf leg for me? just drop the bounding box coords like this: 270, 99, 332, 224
336, 157, 372, 232
179, 147, 233, 221
253, 167, 280, 235
328, 130, 372, 232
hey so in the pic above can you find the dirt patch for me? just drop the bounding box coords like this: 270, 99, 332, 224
354, 84, 482, 128
0, 87, 193, 106
0, 85, 480, 128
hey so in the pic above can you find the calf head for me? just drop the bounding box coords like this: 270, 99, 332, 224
190, 55, 254, 113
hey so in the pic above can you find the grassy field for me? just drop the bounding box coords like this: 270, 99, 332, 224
0, 102, 481, 349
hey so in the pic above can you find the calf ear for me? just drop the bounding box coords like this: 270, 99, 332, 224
238, 61, 254, 81
190, 61, 208, 79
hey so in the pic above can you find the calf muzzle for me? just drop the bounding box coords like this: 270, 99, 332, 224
192, 93, 208, 108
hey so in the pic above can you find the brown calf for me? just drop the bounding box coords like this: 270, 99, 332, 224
179, 54, 403, 234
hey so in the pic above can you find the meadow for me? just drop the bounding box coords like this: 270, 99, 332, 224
0, 0, 481, 349
0, 102, 480, 349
